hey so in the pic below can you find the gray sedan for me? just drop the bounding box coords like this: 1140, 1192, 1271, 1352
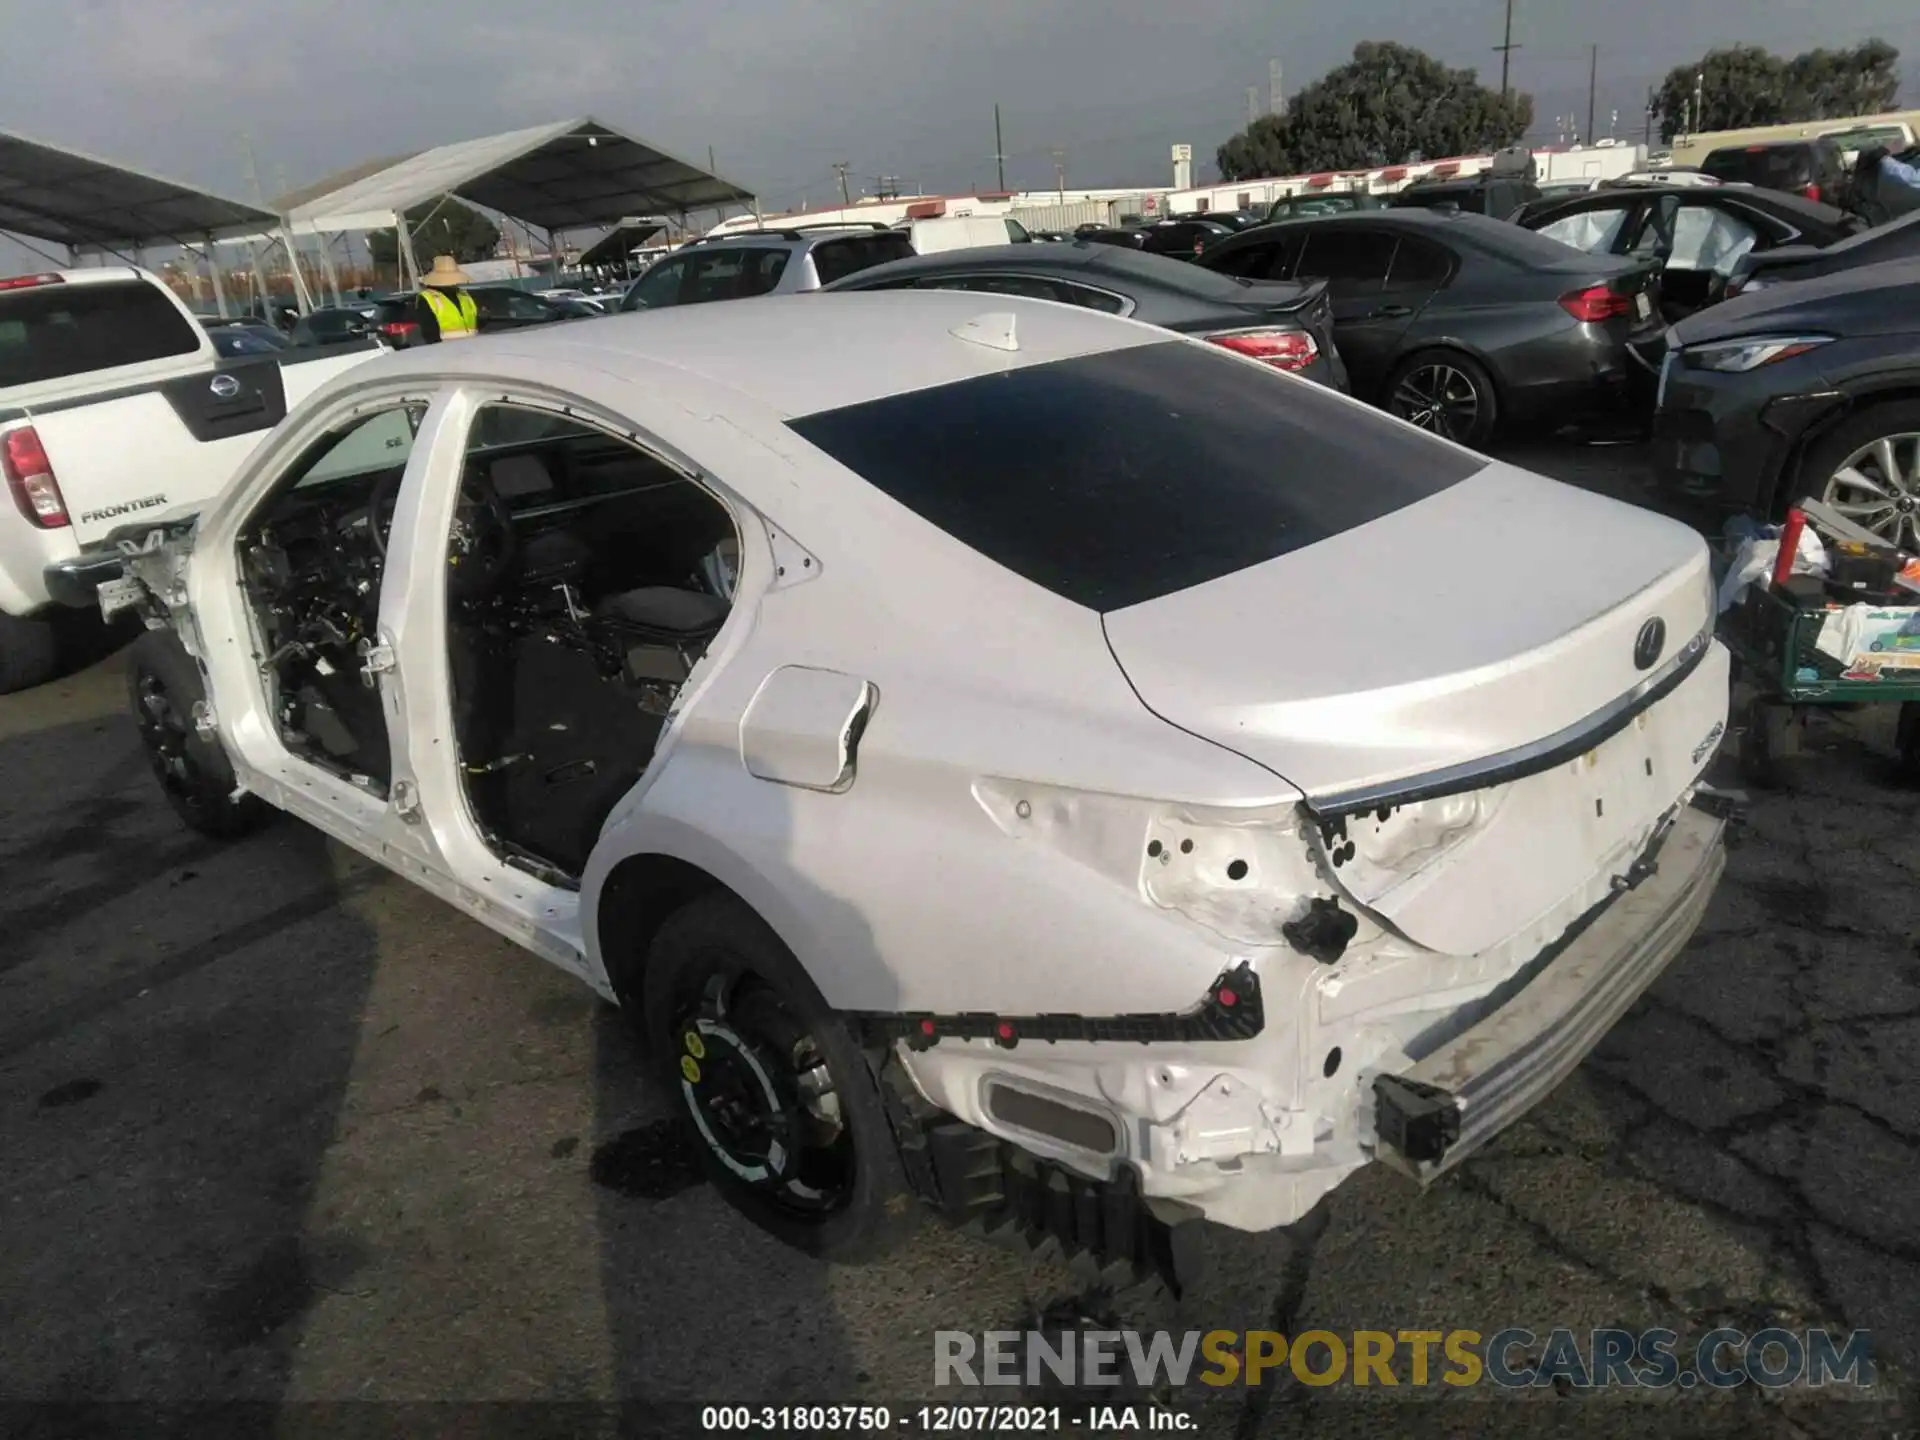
822, 241, 1348, 390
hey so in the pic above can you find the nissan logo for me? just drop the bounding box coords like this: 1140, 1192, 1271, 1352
1634, 617, 1667, 671
209, 373, 242, 400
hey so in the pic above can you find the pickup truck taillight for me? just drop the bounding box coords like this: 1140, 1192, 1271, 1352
1559, 284, 1633, 323
2, 426, 70, 529
1803, 184, 1822, 203
1204, 328, 1320, 372
379, 320, 419, 342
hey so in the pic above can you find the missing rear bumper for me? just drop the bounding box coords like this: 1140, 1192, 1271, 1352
1373, 804, 1726, 1181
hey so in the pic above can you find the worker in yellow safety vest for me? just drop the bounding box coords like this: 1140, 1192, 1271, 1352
414, 255, 480, 342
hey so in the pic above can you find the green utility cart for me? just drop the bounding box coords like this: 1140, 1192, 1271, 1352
1718, 582, 1920, 786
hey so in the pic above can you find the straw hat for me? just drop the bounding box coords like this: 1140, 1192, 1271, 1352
420, 254, 471, 288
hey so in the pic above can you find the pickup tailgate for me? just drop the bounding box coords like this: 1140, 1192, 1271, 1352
24, 344, 382, 547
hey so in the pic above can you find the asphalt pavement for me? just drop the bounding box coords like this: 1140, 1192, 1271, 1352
1, 440, 1916, 1437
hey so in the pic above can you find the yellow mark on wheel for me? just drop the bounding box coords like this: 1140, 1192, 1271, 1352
680, 1055, 702, 1084
684, 1031, 706, 1060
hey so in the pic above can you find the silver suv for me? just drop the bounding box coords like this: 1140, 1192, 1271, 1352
616, 225, 915, 311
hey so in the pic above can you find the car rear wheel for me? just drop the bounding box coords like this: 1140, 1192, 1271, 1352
1384, 350, 1499, 448
0, 610, 61, 694
128, 630, 273, 838
640, 891, 918, 1262
1799, 401, 1920, 550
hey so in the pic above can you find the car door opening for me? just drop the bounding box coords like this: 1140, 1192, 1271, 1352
442, 405, 739, 880
238, 402, 428, 796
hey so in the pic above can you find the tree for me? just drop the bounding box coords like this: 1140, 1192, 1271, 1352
1785, 40, 1900, 121
367, 198, 501, 269
1655, 39, 1901, 143
1217, 42, 1532, 180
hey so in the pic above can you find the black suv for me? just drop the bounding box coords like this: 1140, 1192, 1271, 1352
1700, 139, 1851, 208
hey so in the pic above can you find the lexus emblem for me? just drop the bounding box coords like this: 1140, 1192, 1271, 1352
209, 373, 242, 400
1633, 617, 1667, 671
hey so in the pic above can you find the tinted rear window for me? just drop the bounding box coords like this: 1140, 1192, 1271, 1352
1703, 146, 1811, 187
788, 341, 1484, 611
812, 234, 917, 285
0, 278, 200, 389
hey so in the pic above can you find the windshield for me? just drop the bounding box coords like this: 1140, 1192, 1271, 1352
788, 340, 1484, 611
0, 278, 201, 389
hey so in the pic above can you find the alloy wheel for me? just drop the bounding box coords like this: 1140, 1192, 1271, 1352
1822, 432, 1920, 552
1391, 363, 1481, 442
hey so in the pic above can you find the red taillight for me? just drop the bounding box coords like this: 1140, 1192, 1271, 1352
0, 272, 63, 292
1205, 328, 1320, 372
1803, 184, 1822, 203
1559, 284, 1633, 323
378, 321, 419, 339
2, 426, 70, 529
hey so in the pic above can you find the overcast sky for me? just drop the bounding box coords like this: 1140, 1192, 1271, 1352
9, 0, 1920, 219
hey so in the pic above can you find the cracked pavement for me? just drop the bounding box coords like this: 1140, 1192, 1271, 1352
1, 441, 1915, 1436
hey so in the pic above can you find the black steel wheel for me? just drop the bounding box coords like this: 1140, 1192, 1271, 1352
127, 630, 272, 837
640, 891, 917, 1261
1384, 350, 1498, 448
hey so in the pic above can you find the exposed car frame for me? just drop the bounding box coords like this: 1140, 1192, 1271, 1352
104, 294, 1730, 1287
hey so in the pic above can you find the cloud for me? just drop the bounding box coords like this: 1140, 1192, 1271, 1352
4, 0, 1916, 221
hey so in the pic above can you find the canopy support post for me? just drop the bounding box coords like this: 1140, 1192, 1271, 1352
206, 234, 230, 318
278, 222, 316, 315
316, 231, 345, 308
394, 213, 421, 289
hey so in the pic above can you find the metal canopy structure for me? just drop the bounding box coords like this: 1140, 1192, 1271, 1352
282, 118, 753, 236
576, 219, 670, 269
0, 128, 277, 252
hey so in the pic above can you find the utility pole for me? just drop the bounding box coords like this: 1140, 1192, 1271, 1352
1051, 147, 1067, 203
1586, 44, 1598, 146
1645, 85, 1657, 148
833, 162, 851, 207
993, 104, 1006, 192
1494, 0, 1520, 98
1694, 70, 1706, 139
708, 145, 717, 178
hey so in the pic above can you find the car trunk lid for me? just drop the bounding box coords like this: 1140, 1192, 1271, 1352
1101, 462, 1722, 954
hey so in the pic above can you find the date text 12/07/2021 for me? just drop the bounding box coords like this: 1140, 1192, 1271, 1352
699, 1405, 1193, 1433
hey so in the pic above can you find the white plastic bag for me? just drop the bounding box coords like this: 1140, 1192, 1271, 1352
1717, 524, 1828, 613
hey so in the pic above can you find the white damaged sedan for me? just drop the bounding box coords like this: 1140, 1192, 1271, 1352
108, 292, 1730, 1284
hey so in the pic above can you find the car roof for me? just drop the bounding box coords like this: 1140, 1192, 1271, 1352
362, 290, 1168, 419
1522, 183, 1846, 225
688, 226, 901, 250
1251, 207, 1614, 272
1707, 138, 1835, 155
824, 240, 1281, 305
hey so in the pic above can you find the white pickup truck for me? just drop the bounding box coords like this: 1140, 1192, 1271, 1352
0, 266, 383, 691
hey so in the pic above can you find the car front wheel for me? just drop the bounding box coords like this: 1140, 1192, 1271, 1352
1798, 400, 1920, 550
640, 891, 918, 1261
128, 630, 272, 837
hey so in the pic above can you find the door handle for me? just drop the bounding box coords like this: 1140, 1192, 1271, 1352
1369, 304, 1414, 319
